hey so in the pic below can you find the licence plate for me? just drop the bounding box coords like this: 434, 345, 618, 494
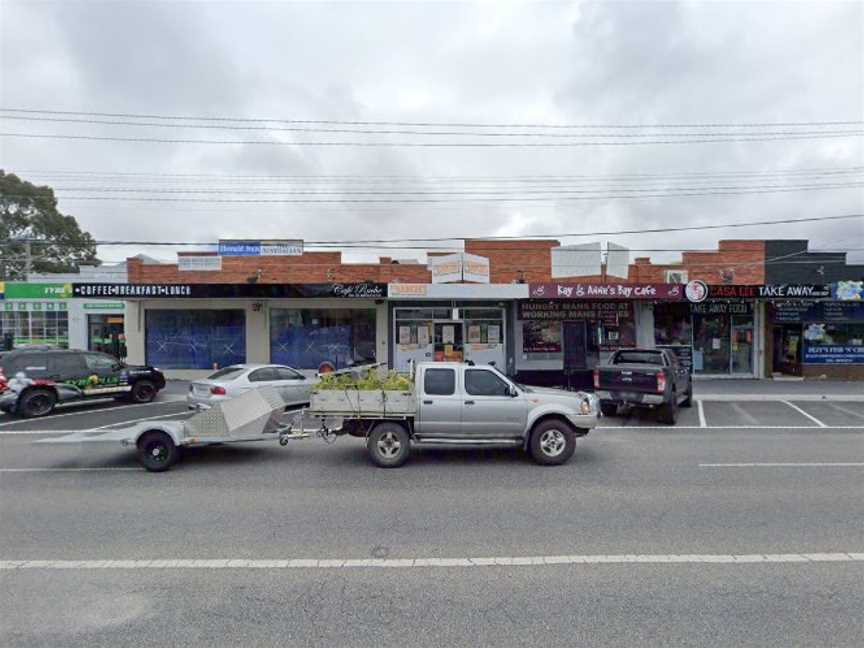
194, 385, 210, 395
618, 392, 639, 401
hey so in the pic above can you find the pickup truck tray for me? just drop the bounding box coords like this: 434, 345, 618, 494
309, 390, 415, 417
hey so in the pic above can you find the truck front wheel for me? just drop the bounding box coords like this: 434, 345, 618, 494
367, 422, 411, 468
529, 420, 576, 466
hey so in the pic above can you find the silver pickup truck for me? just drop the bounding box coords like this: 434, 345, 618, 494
306, 362, 599, 468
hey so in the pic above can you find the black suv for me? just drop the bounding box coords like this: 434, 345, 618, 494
0, 349, 166, 418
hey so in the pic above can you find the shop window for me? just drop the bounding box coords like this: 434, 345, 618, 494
0, 310, 68, 348
654, 303, 693, 346
802, 322, 864, 364
522, 321, 562, 354
146, 310, 246, 369
270, 308, 376, 371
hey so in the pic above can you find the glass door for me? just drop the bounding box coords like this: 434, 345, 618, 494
692, 313, 731, 374
730, 316, 754, 375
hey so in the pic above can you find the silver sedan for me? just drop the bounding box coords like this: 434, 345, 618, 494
187, 364, 318, 410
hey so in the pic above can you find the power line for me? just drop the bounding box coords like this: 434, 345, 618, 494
3, 107, 862, 129
1, 214, 860, 247
3, 131, 863, 147
42, 180, 864, 197
11, 181, 861, 202
3, 115, 863, 139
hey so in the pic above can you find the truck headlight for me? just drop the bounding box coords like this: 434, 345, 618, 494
579, 399, 592, 415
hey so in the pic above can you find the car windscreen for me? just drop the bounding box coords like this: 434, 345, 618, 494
207, 367, 246, 381
614, 351, 665, 365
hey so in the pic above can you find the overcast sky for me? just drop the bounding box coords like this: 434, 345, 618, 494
1, 0, 862, 268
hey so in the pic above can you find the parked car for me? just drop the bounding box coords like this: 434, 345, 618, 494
187, 364, 318, 410
593, 348, 692, 424
308, 362, 600, 467
0, 349, 166, 418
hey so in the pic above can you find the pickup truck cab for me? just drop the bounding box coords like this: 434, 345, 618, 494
593, 348, 692, 424
320, 362, 599, 467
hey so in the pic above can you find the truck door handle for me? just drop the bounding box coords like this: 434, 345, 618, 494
464, 400, 475, 405
423, 400, 433, 405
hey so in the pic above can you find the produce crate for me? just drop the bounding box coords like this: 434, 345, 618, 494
309, 389, 415, 417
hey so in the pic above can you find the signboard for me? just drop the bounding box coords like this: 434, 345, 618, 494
529, 283, 682, 300
389, 283, 429, 298
519, 300, 633, 324
428, 253, 490, 284
656, 345, 693, 373
690, 301, 754, 315
833, 281, 863, 301
178, 255, 222, 271
218, 239, 303, 257
803, 345, 864, 364
3, 283, 73, 299
708, 284, 831, 299
72, 283, 387, 299
685, 280, 708, 303
84, 302, 125, 310
772, 301, 864, 323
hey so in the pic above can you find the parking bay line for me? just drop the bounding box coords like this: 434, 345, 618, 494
0, 400, 187, 429
700, 462, 864, 467
1, 552, 861, 571
782, 401, 828, 428
697, 400, 707, 428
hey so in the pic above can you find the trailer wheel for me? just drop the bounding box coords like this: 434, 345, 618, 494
137, 431, 179, 472
367, 422, 411, 468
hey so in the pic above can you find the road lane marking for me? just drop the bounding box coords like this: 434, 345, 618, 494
0, 411, 191, 435
782, 401, 827, 428
1, 552, 861, 571
0, 467, 139, 472
700, 462, 864, 468
0, 400, 187, 429
596, 425, 863, 430
696, 395, 864, 402
697, 400, 707, 428
828, 403, 864, 420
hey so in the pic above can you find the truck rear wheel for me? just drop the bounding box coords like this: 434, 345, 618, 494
529, 420, 576, 466
367, 422, 411, 468
657, 397, 678, 425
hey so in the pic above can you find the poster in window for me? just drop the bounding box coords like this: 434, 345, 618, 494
442, 325, 455, 344
398, 326, 411, 345
488, 325, 500, 345
467, 325, 482, 344
417, 325, 430, 347
522, 321, 562, 353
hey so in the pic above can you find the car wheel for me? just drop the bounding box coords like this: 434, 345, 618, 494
529, 419, 576, 466
600, 402, 618, 417
137, 431, 179, 472
130, 380, 157, 404
681, 386, 693, 408
19, 389, 57, 418
367, 422, 411, 468
657, 397, 678, 425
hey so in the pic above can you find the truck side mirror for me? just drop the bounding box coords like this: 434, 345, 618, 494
508, 385, 519, 397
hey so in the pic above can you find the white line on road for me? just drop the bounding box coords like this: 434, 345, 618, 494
729, 402, 760, 425
0, 467, 139, 473
0, 399, 187, 429
596, 425, 863, 430
828, 403, 864, 420
697, 400, 707, 428
700, 462, 864, 468
782, 401, 828, 428
1, 552, 861, 571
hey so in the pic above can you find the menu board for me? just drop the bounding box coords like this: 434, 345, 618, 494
522, 321, 562, 353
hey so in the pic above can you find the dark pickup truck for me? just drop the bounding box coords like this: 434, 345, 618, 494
593, 348, 692, 424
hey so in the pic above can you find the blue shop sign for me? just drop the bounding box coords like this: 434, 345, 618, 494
803, 345, 864, 364
218, 240, 261, 256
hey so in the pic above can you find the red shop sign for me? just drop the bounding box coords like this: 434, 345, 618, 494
529, 283, 683, 300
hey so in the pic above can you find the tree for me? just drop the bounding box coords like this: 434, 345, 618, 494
0, 170, 99, 279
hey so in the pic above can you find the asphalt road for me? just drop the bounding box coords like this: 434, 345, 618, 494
1, 393, 863, 647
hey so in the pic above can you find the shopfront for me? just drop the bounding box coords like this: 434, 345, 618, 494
76, 282, 388, 378
387, 283, 525, 373
690, 301, 755, 376
516, 283, 678, 387
766, 293, 864, 379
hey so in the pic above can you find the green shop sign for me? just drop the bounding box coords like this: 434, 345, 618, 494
84, 302, 125, 310
3, 283, 73, 299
